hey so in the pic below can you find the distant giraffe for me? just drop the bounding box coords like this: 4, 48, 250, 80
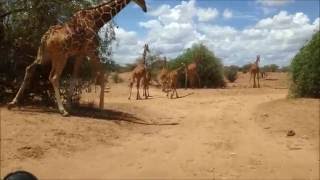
249, 55, 261, 88
157, 56, 169, 92
7, 0, 147, 116
166, 63, 186, 99
128, 44, 149, 100
185, 58, 201, 89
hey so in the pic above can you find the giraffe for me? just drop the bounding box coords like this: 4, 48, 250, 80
128, 44, 149, 100
157, 56, 169, 92
166, 63, 186, 99
249, 55, 261, 88
7, 0, 147, 116
185, 58, 201, 89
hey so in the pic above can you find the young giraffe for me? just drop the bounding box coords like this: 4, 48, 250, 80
128, 44, 149, 100
249, 55, 261, 88
157, 56, 169, 92
7, 0, 147, 116
166, 63, 186, 99
185, 58, 201, 89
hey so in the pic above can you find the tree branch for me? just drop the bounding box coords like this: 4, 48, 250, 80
0, 8, 27, 19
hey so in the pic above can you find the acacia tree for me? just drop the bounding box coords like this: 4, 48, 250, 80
169, 43, 225, 88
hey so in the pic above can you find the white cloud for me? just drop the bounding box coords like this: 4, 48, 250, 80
112, 1, 319, 67
148, 4, 171, 16
256, 0, 294, 7
197, 8, 219, 22
223, 9, 233, 19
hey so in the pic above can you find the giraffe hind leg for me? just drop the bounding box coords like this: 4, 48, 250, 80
49, 56, 69, 116
8, 62, 39, 109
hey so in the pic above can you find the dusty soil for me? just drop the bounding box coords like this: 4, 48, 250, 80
1, 72, 319, 179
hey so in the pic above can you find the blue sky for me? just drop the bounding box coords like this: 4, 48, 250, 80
108, 0, 319, 66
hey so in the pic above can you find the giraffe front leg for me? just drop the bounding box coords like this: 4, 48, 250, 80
136, 77, 142, 100
257, 72, 260, 88
49, 65, 69, 117
253, 73, 257, 88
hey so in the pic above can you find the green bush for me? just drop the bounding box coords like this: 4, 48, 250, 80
290, 31, 320, 98
168, 43, 225, 88
262, 64, 279, 72
224, 66, 238, 83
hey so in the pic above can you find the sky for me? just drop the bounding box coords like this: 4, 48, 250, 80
105, 0, 319, 66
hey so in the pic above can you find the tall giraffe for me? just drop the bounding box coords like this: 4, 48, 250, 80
7, 0, 147, 116
128, 44, 149, 100
185, 58, 201, 89
249, 55, 261, 88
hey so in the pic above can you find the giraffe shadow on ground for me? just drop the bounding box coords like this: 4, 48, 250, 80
8, 104, 149, 125
70, 105, 144, 124
71, 105, 179, 125
178, 92, 195, 98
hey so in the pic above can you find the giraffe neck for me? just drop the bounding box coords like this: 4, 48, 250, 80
142, 48, 147, 65
255, 59, 259, 65
87, 0, 130, 31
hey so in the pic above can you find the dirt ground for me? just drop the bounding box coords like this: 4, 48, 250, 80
1, 72, 319, 179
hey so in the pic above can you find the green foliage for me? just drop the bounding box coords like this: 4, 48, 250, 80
168, 43, 225, 88
224, 66, 238, 83
262, 64, 279, 72
279, 65, 290, 72
290, 31, 320, 98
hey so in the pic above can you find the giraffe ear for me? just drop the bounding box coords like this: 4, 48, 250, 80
132, 0, 147, 12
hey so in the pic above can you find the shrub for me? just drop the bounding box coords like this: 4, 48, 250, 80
168, 43, 225, 88
111, 72, 123, 83
224, 66, 238, 83
290, 31, 320, 98
240, 63, 251, 73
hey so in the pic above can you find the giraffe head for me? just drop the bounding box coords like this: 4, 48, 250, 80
256, 55, 260, 62
144, 43, 150, 52
132, 0, 147, 12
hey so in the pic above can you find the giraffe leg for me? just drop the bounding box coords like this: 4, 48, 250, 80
190, 76, 195, 89
142, 79, 146, 97
174, 82, 179, 98
142, 76, 148, 99
49, 56, 68, 116
88, 52, 105, 109
196, 73, 201, 88
185, 71, 188, 89
249, 71, 252, 87
128, 78, 134, 100
8, 62, 38, 109
257, 71, 260, 88
66, 56, 83, 108
136, 77, 141, 100
253, 73, 257, 88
